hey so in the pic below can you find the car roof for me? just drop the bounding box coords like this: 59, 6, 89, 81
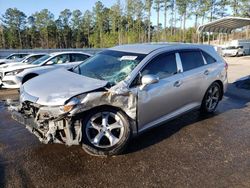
49, 51, 91, 56
26, 53, 47, 57
110, 43, 214, 54
10, 53, 30, 55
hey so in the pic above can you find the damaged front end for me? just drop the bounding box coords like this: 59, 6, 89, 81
11, 101, 83, 146
10, 82, 138, 146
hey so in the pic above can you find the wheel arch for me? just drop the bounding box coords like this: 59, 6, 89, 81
213, 80, 224, 100
73, 104, 138, 135
22, 73, 39, 84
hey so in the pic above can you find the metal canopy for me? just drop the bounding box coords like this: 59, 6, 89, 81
197, 16, 250, 34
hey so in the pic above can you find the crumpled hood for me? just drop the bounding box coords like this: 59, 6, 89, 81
22, 68, 108, 106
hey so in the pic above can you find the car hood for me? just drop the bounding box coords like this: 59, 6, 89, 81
0, 59, 11, 63
22, 68, 108, 106
0, 62, 23, 69
3, 64, 37, 72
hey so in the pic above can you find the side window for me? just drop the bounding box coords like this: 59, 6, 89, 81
141, 53, 177, 79
8, 55, 19, 59
19, 54, 28, 58
71, 54, 89, 62
202, 51, 216, 64
46, 54, 70, 65
25, 55, 43, 63
179, 51, 205, 71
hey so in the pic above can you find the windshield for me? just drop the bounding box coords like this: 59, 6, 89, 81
6, 54, 19, 59
31, 55, 51, 65
19, 57, 27, 62
6, 54, 28, 59
74, 50, 146, 85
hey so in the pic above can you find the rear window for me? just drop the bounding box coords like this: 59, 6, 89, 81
179, 51, 205, 71
202, 51, 216, 64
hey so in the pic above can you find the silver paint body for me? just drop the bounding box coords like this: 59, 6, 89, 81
19, 44, 228, 134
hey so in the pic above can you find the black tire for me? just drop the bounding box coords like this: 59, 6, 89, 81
81, 107, 131, 156
22, 74, 38, 84
200, 82, 222, 114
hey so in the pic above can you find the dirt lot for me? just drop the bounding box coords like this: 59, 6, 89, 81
0, 57, 250, 187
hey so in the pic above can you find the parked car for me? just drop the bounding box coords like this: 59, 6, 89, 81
221, 46, 245, 57
0, 53, 30, 65
0, 51, 91, 89
0, 53, 46, 69
11, 44, 228, 156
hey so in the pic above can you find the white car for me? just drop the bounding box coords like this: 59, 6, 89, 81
0, 51, 91, 89
0, 53, 46, 69
0, 53, 30, 65
222, 46, 245, 57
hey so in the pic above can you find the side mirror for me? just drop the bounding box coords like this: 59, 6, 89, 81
140, 74, 159, 90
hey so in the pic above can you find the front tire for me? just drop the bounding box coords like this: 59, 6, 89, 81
200, 82, 222, 114
81, 107, 131, 156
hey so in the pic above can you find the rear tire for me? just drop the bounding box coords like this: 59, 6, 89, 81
200, 82, 222, 114
81, 107, 131, 156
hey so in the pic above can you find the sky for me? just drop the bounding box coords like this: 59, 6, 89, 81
0, 0, 176, 26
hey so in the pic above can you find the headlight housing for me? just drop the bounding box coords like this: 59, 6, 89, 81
61, 94, 87, 113
5, 69, 24, 76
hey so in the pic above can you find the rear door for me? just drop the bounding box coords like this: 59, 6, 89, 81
177, 49, 208, 106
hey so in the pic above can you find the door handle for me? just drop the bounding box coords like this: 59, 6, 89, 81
174, 80, 182, 87
204, 70, 209, 75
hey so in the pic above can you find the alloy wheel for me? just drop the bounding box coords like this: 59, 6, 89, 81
205, 85, 220, 112
85, 111, 125, 148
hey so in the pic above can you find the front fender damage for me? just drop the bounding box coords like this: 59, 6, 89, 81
10, 84, 138, 146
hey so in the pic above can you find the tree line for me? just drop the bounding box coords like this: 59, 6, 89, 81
0, 0, 249, 49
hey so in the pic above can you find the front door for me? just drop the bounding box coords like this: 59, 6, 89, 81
136, 52, 186, 131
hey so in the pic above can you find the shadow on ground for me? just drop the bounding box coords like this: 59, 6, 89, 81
0, 156, 5, 187
126, 93, 250, 154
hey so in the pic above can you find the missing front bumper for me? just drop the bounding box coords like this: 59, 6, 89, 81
11, 110, 46, 143
11, 109, 82, 146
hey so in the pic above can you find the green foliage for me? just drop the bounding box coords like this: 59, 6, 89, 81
0, 0, 249, 49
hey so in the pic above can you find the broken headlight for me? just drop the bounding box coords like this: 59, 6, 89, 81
61, 94, 87, 113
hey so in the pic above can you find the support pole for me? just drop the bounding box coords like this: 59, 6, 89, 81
208, 32, 210, 44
